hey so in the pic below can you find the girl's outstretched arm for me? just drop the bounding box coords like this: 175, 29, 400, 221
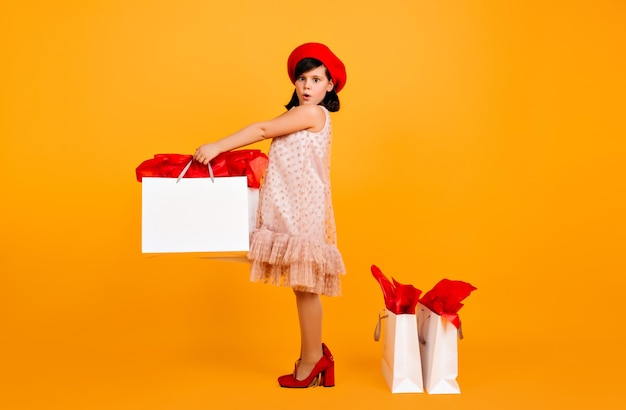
193, 104, 326, 165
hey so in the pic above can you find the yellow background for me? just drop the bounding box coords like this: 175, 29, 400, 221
2, 1, 625, 409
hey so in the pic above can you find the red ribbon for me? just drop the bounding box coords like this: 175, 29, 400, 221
135, 150, 269, 188
371, 265, 422, 314
419, 279, 477, 329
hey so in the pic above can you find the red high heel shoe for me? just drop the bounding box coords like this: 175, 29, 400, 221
278, 344, 335, 388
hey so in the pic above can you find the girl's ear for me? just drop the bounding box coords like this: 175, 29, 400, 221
326, 80, 335, 92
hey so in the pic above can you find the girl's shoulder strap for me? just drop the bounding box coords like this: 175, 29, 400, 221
319, 105, 331, 132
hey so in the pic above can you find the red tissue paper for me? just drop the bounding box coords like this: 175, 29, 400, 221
419, 279, 477, 329
371, 265, 422, 314
135, 150, 269, 188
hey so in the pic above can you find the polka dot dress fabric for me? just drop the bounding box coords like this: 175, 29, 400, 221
248, 107, 345, 296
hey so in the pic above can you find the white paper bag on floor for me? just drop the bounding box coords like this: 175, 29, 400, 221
417, 303, 461, 394
141, 176, 258, 254
376, 309, 424, 393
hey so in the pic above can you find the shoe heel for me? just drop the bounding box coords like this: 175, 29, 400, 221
322, 362, 335, 387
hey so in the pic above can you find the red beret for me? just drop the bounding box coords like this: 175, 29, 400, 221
287, 43, 347, 93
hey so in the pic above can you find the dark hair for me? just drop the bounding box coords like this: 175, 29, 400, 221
285, 57, 340, 112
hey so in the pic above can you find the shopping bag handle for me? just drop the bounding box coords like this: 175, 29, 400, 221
373, 309, 388, 342
176, 159, 215, 183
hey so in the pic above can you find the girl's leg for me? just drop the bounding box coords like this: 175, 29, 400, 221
294, 290, 324, 380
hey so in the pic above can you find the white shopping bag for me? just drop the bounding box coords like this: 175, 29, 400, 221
141, 176, 258, 254
417, 303, 461, 394
375, 309, 424, 393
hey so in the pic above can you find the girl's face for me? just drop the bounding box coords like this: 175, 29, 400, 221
294, 65, 334, 106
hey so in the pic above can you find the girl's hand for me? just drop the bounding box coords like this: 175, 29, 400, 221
194, 143, 221, 165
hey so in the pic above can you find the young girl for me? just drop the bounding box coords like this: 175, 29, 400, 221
193, 43, 346, 388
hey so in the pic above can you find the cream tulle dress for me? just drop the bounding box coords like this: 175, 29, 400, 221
248, 107, 345, 296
